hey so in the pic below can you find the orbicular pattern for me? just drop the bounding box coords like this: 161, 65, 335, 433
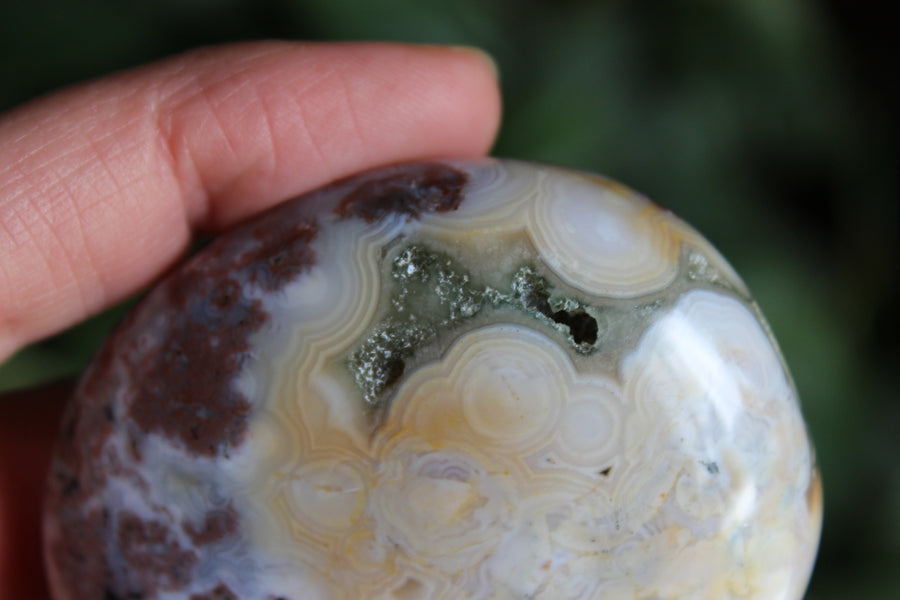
45, 160, 822, 600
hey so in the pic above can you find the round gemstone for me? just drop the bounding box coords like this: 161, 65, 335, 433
44, 159, 822, 600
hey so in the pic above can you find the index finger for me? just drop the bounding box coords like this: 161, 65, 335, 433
0, 41, 501, 362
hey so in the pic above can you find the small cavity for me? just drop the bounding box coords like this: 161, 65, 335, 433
701, 461, 720, 475
511, 267, 600, 351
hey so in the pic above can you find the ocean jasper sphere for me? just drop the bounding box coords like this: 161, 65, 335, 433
44, 159, 822, 600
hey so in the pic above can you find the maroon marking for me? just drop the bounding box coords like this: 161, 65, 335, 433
45, 209, 320, 597
125, 216, 317, 457
45, 198, 321, 597
191, 583, 238, 600
116, 512, 199, 591
336, 163, 468, 222
183, 505, 239, 546
245, 221, 318, 291
124, 292, 264, 457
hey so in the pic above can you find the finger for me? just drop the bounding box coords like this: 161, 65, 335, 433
0, 41, 501, 362
0, 381, 73, 600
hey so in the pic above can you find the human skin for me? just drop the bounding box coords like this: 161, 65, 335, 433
0, 41, 501, 599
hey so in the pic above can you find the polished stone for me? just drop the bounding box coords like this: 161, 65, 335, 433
44, 159, 822, 600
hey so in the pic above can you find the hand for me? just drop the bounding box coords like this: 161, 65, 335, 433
0, 41, 501, 598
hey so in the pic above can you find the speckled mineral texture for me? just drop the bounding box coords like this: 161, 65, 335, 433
44, 159, 822, 600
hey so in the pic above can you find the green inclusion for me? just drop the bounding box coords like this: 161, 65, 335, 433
347, 244, 601, 407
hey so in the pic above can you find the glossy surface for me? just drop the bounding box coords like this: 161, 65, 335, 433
44, 159, 822, 599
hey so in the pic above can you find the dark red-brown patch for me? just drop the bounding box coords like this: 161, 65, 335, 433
245, 221, 318, 291
117, 512, 199, 591
45, 200, 321, 597
125, 216, 317, 457
124, 288, 264, 457
183, 505, 239, 546
191, 583, 238, 600
336, 162, 468, 222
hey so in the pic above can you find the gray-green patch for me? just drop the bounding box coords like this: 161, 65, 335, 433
347, 244, 603, 408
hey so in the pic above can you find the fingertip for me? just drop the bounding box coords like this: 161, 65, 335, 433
424, 43, 503, 157
449, 45, 500, 83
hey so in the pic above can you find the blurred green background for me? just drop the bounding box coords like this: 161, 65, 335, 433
1, 0, 897, 597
